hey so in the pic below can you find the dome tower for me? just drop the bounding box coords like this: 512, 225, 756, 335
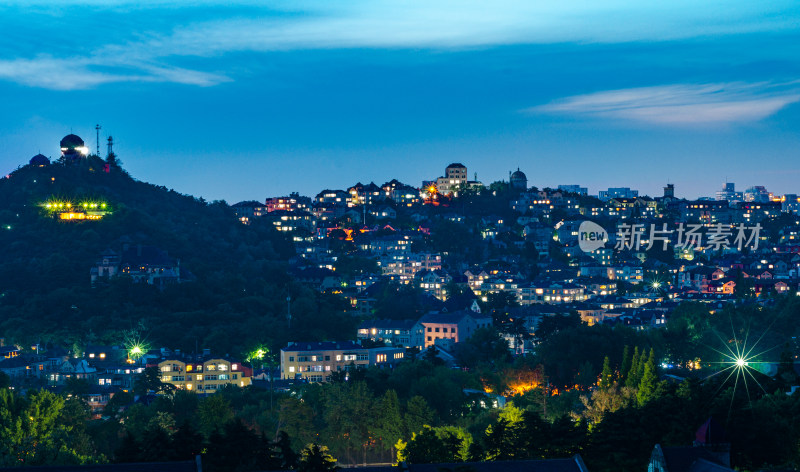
510, 168, 528, 190
60, 134, 89, 162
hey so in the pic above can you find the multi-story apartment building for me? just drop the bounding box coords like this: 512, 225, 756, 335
158, 357, 252, 393
280, 341, 404, 382
435, 163, 469, 195
599, 187, 639, 201
379, 253, 442, 282
265, 193, 311, 213
356, 319, 425, 348
517, 281, 588, 304
417, 310, 492, 348
231, 201, 267, 225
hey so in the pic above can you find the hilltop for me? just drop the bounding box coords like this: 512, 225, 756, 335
0, 155, 354, 356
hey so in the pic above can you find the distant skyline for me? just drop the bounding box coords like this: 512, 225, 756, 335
1, 1, 799, 202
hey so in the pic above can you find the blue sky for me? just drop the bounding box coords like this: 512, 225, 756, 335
1, 1, 799, 202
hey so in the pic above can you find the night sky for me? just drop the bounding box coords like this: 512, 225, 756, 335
2, 1, 799, 202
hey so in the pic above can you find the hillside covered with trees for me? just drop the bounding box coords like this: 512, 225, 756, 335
0, 157, 354, 356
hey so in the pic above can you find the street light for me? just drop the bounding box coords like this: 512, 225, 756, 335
251, 346, 275, 410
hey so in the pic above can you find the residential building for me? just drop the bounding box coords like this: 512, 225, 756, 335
558, 185, 588, 196
158, 357, 252, 393
379, 252, 442, 282
417, 269, 453, 300
265, 193, 311, 213
517, 281, 588, 305
356, 319, 425, 348
280, 341, 405, 382
418, 310, 492, 348
91, 244, 181, 288
598, 187, 638, 201
266, 210, 315, 235
231, 201, 267, 224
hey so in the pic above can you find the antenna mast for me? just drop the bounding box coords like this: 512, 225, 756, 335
287, 293, 292, 329
95, 124, 101, 156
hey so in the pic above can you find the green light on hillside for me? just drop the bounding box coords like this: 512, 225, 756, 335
41, 199, 112, 221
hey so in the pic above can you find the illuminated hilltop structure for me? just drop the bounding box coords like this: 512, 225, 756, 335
59, 134, 89, 163
43, 199, 110, 221
29, 153, 50, 167
29, 133, 114, 221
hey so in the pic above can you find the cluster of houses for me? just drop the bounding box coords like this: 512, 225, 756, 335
0, 340, 251, 417
251, 169, 800, 378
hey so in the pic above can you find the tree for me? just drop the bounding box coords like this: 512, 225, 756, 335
453, 327, 510, 369
171, 421, 203, 461
0, 389, 93, 466
274, 431, 299, 470
196, 395, 234, 439
535, 313, 582, 342
776, 345, 799, 390
599, 356, 612, 390
297, 444, 339, 472
636, 349, 658, 407
322, 381, 376, 464
404, 396, 435, 438
276, 397, 315, 451
579, 383, 636, 425
135, 366, 175, 396
396, 426, 472, 464
483, 403, 525, 460
619, 345, 631, 382
375, 390, 403, 461
625, 347, 640, 389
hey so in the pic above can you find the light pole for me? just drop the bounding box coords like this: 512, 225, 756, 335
254, 348, 275, 410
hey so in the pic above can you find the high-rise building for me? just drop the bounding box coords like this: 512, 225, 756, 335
743, 186, 771, 203
715, 182, 743, 202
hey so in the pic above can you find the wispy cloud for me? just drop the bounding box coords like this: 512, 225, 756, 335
1, 0, 798, 90
0, 56, 227, 90
529, 82, 800, 125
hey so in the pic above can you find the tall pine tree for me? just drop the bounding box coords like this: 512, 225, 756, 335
636, 349, 658, 406
619, 345, 631, 382
599, 356, 613, 390
625, 346, 640, 388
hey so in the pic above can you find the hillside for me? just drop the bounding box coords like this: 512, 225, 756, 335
0, 156, 354, 356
